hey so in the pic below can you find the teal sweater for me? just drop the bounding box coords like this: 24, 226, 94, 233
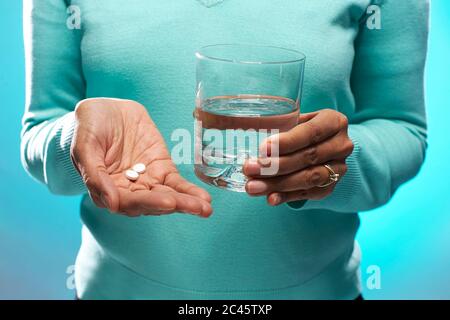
21, 0, 429, 299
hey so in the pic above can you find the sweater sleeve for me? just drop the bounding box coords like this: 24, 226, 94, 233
21, 0, 86, 195
288, 0, 429, 213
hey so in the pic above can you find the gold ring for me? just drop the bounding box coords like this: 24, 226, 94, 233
318, 164, 340, 188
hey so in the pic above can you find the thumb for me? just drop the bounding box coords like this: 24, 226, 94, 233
72, 146, 120, 213
89, 169, 120, 212
298, 111, 319, 124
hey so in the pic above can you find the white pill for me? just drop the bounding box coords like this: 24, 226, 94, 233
125, 169, 139, 181
132, 163, 146, 174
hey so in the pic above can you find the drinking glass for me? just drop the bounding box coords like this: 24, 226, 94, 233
194, 44, 306, 192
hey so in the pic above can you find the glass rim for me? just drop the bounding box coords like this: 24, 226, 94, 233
196, 44, 306, 65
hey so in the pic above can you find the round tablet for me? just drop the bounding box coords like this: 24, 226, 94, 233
132, 163, 146, 174
125, 169, 139, 181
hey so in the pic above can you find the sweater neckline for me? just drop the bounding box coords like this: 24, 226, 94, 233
196, 0, 226, 8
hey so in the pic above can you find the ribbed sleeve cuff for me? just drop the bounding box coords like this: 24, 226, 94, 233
286, 126, 363, 213
46, 112, 86, 195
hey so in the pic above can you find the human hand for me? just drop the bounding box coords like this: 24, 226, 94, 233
244, 109, 354, 206
71, 98, 212, 217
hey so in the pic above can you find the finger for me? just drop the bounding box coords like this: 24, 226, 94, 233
164, 173, 212, 203
171, 192, 213, 218
117, 188, 177, 216
244, 132, 353, 178
118, 186, 212, 218
260, 109, 347, 156
246, 161, 347, 195
267, 184, 337, 206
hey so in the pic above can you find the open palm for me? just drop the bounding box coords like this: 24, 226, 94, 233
71, 98, 212, 217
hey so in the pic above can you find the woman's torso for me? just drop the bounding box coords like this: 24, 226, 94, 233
74, 0, 367, 299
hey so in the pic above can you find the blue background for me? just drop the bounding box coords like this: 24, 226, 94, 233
0, 1, 449, 300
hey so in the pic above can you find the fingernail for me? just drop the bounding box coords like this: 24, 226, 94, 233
258, 157, 271, 167
269, 193, 282, 206
246, 180, 268, 194
244, 159, 261, 176
201, 203, 213, 218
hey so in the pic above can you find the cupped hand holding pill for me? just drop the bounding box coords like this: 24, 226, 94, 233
70, 98, 212, 217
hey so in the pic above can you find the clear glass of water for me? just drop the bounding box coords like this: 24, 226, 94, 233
194, 44, 306, 192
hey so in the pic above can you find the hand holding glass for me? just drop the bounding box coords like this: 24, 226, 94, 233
194, 44, 306, 192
